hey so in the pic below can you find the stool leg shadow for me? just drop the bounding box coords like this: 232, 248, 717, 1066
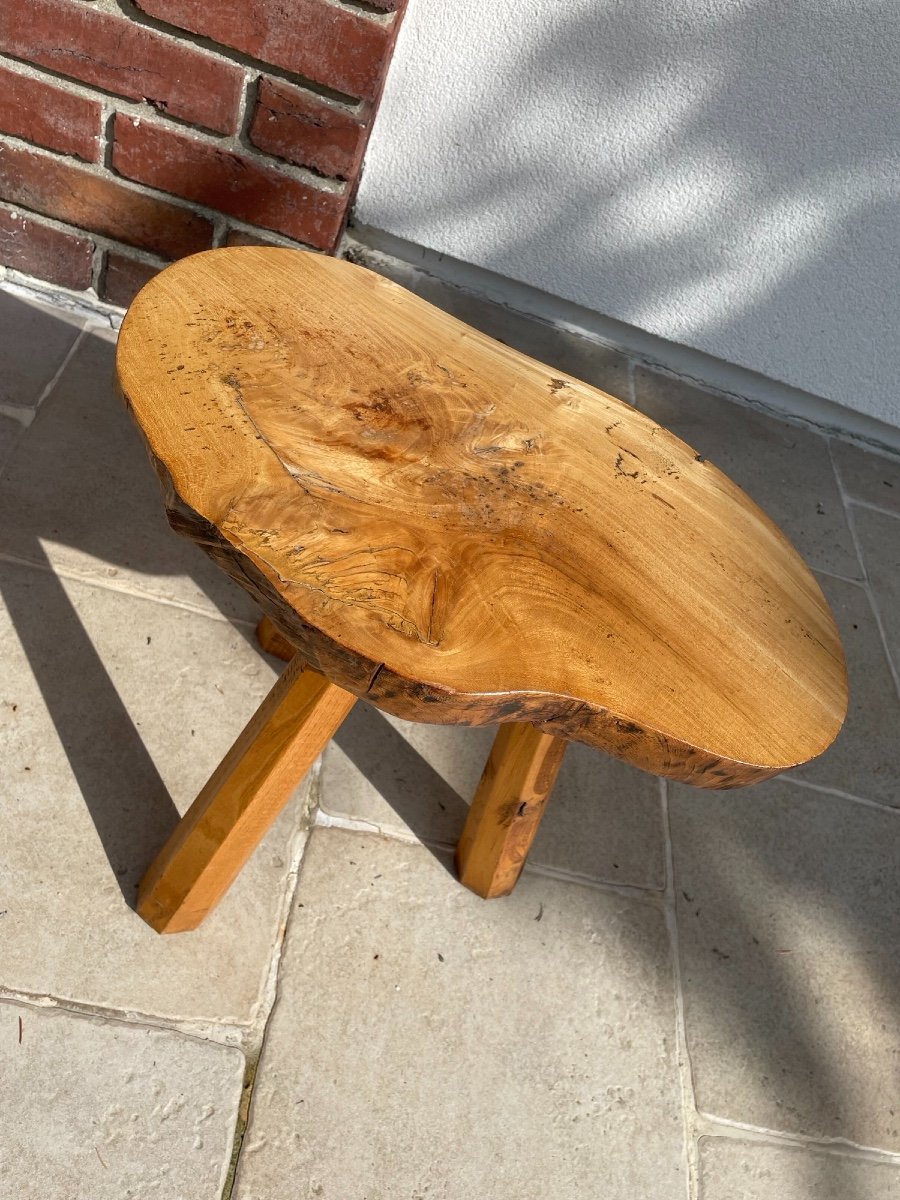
330, 704, 472, 882
0, 541, 181, 908
250, 615, 569, 898
138, 658, 356, 933
250, 614, 474, 878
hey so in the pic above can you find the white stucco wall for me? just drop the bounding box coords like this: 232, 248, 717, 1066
356, 0, 900, 427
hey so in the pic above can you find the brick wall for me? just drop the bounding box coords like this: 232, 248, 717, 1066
0, 0, 406, 307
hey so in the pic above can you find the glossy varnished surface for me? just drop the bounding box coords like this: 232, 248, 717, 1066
116, 247, 847, 786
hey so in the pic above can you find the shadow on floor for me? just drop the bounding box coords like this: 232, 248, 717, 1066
0, 292, 897, 1187
0, 302, 473, 904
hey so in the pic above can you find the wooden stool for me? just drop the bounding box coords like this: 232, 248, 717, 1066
116, 248, 847, 933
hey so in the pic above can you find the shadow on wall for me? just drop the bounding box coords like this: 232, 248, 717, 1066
360, 0, 900, 420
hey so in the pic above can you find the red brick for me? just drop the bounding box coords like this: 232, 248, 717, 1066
0, 205, 94, 289
249, 78, 368, 181
0, 0, 244, 134
0, 140, 213, 259
132, 0, 392, 101
102, 251, 162, 308
113, 115, 347, 252
0, 65, 101, 161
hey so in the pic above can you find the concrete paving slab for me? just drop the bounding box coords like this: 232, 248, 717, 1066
0, 327, 260, 623
3, 276, 900, 1198
791, 574, 900, 807
850, 502, 900, 681
632, 368, 862, 580
831, 438, 900, 517
0, 411, 25, 473
670, 779, 900, 1149
321, 702, 666, 889
0, 999, 243, 1199
233, 828, 684, 1200
0, 559, 309, 1025
0, 290, 83, 410
697, 1136, 900, 1200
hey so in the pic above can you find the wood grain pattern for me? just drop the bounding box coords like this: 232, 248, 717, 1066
456, 723, 567, 898
257, 614, 296, 662
138, 659, 356, 933
117, 247, 848, 788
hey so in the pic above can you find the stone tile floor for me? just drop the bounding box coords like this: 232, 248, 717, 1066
0, 281, 898, 1199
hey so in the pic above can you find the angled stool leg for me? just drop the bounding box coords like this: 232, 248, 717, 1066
138, 658, 356, 933
456, 723, 567, 899
256, 614, 296, 662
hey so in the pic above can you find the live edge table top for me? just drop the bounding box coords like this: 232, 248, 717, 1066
116, 247, 847, 789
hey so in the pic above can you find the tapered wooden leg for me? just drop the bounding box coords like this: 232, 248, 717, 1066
456, 723, 567, 899
138, 658, 356, 933
256, 614, 296, 662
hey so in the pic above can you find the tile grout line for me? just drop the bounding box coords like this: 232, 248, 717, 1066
849, 520, 900, 700
0, 403, 35, 427
244, 775, 321, 1056
0, 783, 321, 1198
661, 781, 702, 1200
315, 806, 417, 841
826, 436, 869, 583
813, 565, 872, 587
785, 773, 900, 816
847, 495, 900, 522
34, 326, 90, 410
0, 985, 249, 1048
0, 327, 88, 487
0, 548, 260, 630
828, 438, 900, 700
314, 809, 669, 903
221, 768, 324, 1200
519, 855, 665, 901
693, 1110, 900, 1165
